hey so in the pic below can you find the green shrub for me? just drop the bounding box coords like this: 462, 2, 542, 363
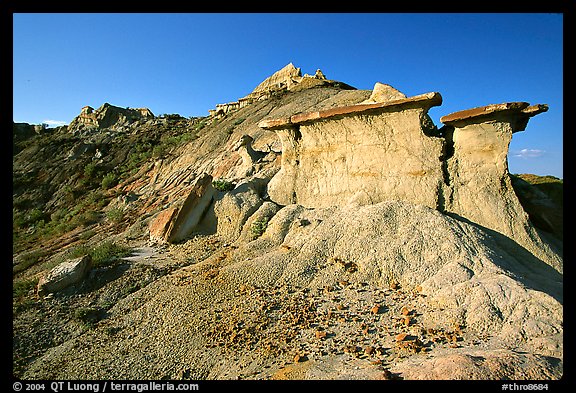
73, 307, 101, 327
101, 173, 118, 189
212, 179, 235, 192
152, 144, 166, 158
71, 210, 100, 227
250, 217, 269, 239
83, 162, 99, 179
13, 277, 39, 299
28, 208, 47, 225
194, 119, 207, 131
106, 208, 124, 223
68, 240, 132, 268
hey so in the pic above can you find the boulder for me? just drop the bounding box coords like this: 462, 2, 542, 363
359, 82, 407, 104
148, 173, 215, 243
37, 255, 92, 295
211, 181, 264, 242
149, 207, 180, 243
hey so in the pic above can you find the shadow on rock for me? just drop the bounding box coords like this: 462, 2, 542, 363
447, 213, 563, 304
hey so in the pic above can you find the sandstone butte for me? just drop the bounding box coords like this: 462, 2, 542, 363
17, 64, 563, 381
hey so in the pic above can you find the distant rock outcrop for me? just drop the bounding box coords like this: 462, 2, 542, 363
208, 63, 353, 118
68, 103, 154, 134
13, 122, 47, 140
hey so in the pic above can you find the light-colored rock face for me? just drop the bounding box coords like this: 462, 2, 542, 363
260, 91, 444, 208
444, 119, 522, 236
267, 107, 444, 209
148, 173, 215, 243
260, 87, 560, 271
360, 82, 406, 104
68, 103, 154, 133
251, 62, 302, 95
440, 104, 561, 272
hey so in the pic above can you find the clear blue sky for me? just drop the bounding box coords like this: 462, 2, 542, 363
13, 13, 563, 178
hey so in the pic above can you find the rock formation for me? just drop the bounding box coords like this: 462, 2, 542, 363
259, 89, 444, 210
208, 63, 353, 118
258, 84, 560, 272
149, 173, 216, 243
68, 103, 154, 133
231, 134, 267, 177
13, 122, 47, 141
439, 102, 560, 270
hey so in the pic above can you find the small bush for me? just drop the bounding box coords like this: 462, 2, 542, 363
71, 210, 100, 227
194, 119, 208, 132
73, 307, 102, 327
101, 173, 118, 189
106, 207, 124, 223
13, 277, 39, 299
212, 179, 235, 192
83, 162, 99, 179
68, 240, 132, 268
28, 208, 47, 226
94, 241, 131, 267
250, 217, 269, 239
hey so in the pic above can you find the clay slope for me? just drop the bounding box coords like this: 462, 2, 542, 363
22, 200, 562, 380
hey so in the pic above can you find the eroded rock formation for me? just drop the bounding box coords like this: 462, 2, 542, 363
68, 103, 154, 133
14, 65, 563, 381
258, 84, 560, 272
259, 90, 444, 209
149, 173, 215, 243
208, 63, 352, 118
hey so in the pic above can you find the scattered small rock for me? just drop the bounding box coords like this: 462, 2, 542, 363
396, 333, 408, 342
294, 353, 308, 363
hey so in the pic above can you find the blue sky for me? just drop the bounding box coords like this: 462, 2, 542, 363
13, 13, 563, 178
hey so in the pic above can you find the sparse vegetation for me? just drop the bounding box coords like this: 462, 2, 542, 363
212, 179, 235, 192
101, 173, 118, 189
67, 240, 132, 268
13, 277, 39, 300
106, 207, 124, 223
73, 307, 102, 328
250, 217, 269, 239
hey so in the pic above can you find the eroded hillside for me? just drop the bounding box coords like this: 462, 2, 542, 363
12, 65, 563, 380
